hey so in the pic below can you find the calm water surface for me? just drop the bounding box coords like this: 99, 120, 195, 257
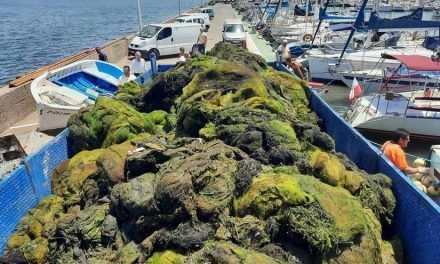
0, 0, 208, 85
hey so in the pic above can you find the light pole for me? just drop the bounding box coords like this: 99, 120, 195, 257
136, 0, 143, 32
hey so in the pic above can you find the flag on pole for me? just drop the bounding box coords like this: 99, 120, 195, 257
349, 77, 362, 101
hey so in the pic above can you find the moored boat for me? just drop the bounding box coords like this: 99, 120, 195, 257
345, 89, 440, 141
31, 60, 123, 131
337, 54, 440, 95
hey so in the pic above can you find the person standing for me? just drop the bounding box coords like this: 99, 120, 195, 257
276, 39, 290, 66
95, 47, 108, 62
197, 28, 208, 55
131, 51, 147, 82
381, 128, 428, 174
118, 66, 136, 88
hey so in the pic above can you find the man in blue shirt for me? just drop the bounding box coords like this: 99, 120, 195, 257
95, 47, 108, 62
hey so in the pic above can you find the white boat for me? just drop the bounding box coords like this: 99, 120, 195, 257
336, 54, 440, 94
308, 45, 433, 83
345, 89, 440, 140
378, 4, 393, 12
31, 60, 123, 131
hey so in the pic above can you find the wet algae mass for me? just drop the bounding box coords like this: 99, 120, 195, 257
2, 43, 401, 264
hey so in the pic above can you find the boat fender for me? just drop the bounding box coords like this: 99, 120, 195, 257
414, 181, 427, 193
413, 158, 426, 167
302, 34, 313, 42
427, 185, 440, 196
421, 176, 433, 187
413, 172, 423, 181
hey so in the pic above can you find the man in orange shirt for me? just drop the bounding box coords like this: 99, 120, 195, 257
381, 128, 428, 174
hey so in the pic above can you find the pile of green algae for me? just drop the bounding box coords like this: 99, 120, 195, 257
1, 43, 402, 264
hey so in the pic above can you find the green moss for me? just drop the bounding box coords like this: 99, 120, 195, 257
199, 122, 217, 140
120, 81, 142, 95
117, 242, 140, 264
22, 237, 48, 263
239, 97, 284, 115
97, 141, 135, 185
7, 232, 31, 249
310, 150, 344, 186
68, 96, 156, 152
262, 120, 301, 151
76, 204, 109, 244
234, 172, 313, 219
296, 175, 370, 247
146, 110, 168, 126
186, 241, 285, 264
207, 42, 267, 72
183, 54, 219, 71
145, 250, 185, 264
53, 149, 103, 206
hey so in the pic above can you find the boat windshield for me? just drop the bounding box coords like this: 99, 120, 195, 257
175, 18, 186, 23
225, 24, 244, 33
140, 25, 162, 38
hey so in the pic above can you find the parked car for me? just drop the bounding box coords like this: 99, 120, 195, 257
200, 7, 215, 20
209, 0, 216, 5
222, 19, 247, 48
180, 13, 211, 30
129, 23, 201, 59
175, 16, 207, 31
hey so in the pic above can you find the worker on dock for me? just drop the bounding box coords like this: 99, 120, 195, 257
286, 57, 305, 80
117, 65, 136, 88
131, 51, 147, 82
381, 128, 428, 174
95, 47, 108, 62
276, 39, 290, 65
197, 28, 208, 55
176, 47, 190, 66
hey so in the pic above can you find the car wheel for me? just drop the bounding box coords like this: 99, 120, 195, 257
147, 49, 160, 61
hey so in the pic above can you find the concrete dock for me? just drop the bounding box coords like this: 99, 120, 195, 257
0, 3, 271, 155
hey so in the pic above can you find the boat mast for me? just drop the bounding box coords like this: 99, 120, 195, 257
310, 0, 330, 47
136, 0, 143, 32
338, 0, 369, 63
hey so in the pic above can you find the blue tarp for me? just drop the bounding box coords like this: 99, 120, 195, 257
368, 8, 440, 30
423, 36, 440, 51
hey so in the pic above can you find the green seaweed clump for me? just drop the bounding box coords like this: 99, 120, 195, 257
115, 80, 142, 102
207, 42, 267, 72
4, 42, 399, 264
67, 96, 155, 153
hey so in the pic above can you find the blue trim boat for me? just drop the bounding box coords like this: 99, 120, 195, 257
31, 60, 123, 131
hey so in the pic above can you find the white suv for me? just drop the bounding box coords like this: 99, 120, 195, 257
222, 19, 247, 48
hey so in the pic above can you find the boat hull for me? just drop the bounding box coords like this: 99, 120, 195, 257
37, 103, 79, 131
354, 115, 440, 141
31, 60, 123, 131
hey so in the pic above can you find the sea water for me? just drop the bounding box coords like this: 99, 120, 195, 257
0, 0, 209, 86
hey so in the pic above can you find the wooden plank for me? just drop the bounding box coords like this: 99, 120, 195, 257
9, 49, 94, 87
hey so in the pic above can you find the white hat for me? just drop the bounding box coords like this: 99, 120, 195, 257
282, 39, 288, 44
